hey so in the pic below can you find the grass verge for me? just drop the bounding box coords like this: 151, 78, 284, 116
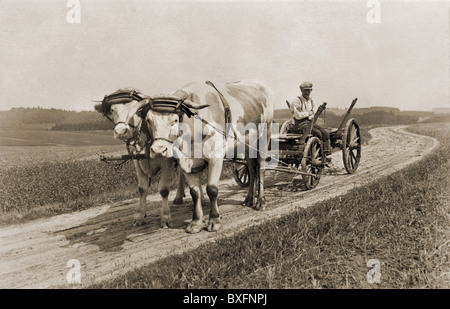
89, 123, 449, 289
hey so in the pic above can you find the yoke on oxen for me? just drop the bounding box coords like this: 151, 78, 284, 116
139, 94, 209, 118
100, 89, 148, 118
100, 89, 210, 125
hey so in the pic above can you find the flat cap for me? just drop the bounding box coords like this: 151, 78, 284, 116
299, 81, 313, 90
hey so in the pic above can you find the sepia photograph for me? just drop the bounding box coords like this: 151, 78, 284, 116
0, 0, 449, 294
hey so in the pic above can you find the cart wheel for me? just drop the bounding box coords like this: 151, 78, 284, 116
301, 137, 323, 190
280, 119, 294, 135
342, 118, 361, 174
233, 163, 250, 187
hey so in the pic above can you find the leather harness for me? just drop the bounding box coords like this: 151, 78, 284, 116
205, 80, 232, 126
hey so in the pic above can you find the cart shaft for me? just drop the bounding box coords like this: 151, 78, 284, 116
100, 153, 148, 161
267, 166, 319, 177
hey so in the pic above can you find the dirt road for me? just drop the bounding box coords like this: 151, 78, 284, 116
0, 126, 439, 288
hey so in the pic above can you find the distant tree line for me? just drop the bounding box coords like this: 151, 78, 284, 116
51, 121, 113, 131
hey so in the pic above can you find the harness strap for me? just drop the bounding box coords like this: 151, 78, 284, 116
114, 120, 138, 129
125, 118, 150, 154
153, 136, 175, 144
205, 81, 232, 125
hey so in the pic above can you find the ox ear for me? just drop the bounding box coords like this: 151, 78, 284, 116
183, 99, 209, 110
94, 103, 103, 113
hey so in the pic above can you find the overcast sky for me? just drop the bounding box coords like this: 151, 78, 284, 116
0, 0, 448, 112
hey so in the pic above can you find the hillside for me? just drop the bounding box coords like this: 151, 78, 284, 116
0, 107, 112, 131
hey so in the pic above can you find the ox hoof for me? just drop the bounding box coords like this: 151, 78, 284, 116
132, 213, 146, 226
173, 196, 184, 204
207, 219, 221, 232
243, 196, 254, 207
132, 219, 145, 227
160, 216, 173, 229
254, 199, 266, 211
186, 221, 205, 234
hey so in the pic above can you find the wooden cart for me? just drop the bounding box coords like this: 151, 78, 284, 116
232, 98, 361, 189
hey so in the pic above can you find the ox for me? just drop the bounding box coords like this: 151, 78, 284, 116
143, 81, 274, 233
94, 89, 185, 227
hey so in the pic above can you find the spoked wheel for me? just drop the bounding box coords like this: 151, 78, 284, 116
280, 119, 294, 135
342, 118, 361, 174
233, 163, 250, 187
301, 137, 324, 190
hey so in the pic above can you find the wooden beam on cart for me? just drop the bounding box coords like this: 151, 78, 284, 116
334, 98, 358, 138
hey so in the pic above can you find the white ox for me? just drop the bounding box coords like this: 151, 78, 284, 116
144, 81, 274, 233
94, 89, 185, 227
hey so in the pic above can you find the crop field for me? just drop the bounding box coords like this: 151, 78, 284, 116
0, 130, 130, 224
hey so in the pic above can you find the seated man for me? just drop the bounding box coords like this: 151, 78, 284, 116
288, 81, 332, 155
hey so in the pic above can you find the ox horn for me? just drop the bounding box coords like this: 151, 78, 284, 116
136, 99, 152, 118
182, 99, 209, 110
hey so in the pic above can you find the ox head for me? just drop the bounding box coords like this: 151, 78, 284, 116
142, 95, 209, 159
94, 89, 149, 142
